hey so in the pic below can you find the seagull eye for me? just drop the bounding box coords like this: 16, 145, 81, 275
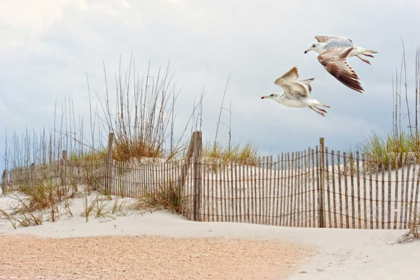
312, 44, 316, 48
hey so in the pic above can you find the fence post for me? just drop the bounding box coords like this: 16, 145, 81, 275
319, 138, 326, 228
106, 133, 114, 195
1, 169, 7, 195
61, 151, 67, 186
193, 131, 202, 221
178, 133, 196, 189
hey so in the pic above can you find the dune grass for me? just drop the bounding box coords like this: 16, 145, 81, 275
0, 180, 79, 228
204, 142, 259, 164
362, 131, 419, 169
0, 194, 44, 227
136, 183, 182, 214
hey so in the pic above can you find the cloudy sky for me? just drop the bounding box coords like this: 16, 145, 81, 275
1, 0, 419, 169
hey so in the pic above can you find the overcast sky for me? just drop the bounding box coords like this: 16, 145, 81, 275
1, 0, 420, 170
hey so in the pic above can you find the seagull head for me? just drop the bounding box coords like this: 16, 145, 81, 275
305, 43, 322, 54
261, 93, 278, 100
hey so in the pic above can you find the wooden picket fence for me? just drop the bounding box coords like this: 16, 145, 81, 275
2, 131, 420, 229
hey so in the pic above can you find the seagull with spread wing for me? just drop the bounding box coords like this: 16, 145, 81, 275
261, 67, 330, 117
304, 35, 378, 93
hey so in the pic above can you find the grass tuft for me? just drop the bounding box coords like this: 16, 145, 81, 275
82, 195, 98, 222
112, 197, 128, 216
363, 131, 419, 170
135, 183, 182, 214
399, 204, 420, 243
204, 142, 259, 163
94, 199, 115, 220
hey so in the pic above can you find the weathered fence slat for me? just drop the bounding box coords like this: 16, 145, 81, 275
409, 164, 416, 226
247, 162, 251, 223
369, 156, 373, 229
293, 152, 298, 227
223, 161, 228, 223
311, 149, 316, 228
285, 153, 290, 227
337, 151, 343, 228
325, 147, 331, 228
404, 161, 411, 228
315, 147, 320, 228
261, 157, 265, 224
400, 155, 405, 229
298, 151, 303, 227
268, 156, 276, 225
381, 161, 385, 229
362, 153, 367, 229
306, 149, 311, 228
413, 165, 420, 226
344, 152, 349, 229
281, 153, 285, 227
257, 158, 261, 224
275, 155, 280, 225
295, 151, 299, 227
356, 152, 361, 229
238, 160, 243, 223
230, 161, 235, 222
394, 157, 399, 229
332, 150, 337, 228
290, 152, 294, 227
350, 153, 355, 229
319, 139, 325, 228
252, 159, 257, 224
304, 151, 308, 228
205, 160, 213, 221
291, 152, 296, 227
216, 160, 221, 222
264, 156, 269, 225
375, 159, 379, 229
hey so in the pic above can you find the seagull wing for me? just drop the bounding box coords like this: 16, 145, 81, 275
300, 78, 315, 95
317, 47, 364, 93
315, 35, 353, 43
274, 67, 308, 97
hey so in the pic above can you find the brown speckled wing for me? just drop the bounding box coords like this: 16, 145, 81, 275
317, 47, 364, 93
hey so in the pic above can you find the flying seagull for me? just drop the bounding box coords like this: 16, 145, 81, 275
261, 67, 330, 117
304, 35, 378, 93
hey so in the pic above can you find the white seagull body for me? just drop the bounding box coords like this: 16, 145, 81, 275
305, 35, 378, 93
261, 67, 330, 117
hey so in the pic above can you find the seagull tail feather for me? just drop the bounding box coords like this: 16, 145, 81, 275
365, 49, 378, 54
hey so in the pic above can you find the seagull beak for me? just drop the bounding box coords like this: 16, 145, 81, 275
304, 48, 310, 54
261, 96, 268, 99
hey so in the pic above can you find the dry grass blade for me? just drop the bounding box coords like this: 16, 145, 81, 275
0, 209, 17, 229
111, 197, 127, 216
82, 195, 98, 222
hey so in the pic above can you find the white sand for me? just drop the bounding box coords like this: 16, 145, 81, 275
1, 192, 419, 279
